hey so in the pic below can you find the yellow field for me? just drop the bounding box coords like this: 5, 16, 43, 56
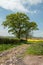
27, 39, 43, 42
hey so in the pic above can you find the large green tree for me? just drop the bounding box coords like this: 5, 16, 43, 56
2, 12, 30, 39
25, 21, 38, 40
2, 12, 38, 40
21, 21, 38, 40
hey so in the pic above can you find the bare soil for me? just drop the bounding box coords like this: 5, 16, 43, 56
0, 44, 43, 65
0, 44, 28, 65
24, 55, 43, 65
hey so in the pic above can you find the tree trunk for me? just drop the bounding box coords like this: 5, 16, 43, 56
26, 33, 28, 41
18, 28, 21, 40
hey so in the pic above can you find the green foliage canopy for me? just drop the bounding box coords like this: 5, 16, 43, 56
2, 12, 38, 39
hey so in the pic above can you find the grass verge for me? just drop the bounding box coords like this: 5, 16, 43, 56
25, 41, 43, 55
0, 42, 23, 52
0, 44, 16, 52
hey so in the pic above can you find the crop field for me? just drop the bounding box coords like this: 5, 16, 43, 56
24, 39, 43, 55
0, 38, 43, 55
28, 39, 43, 42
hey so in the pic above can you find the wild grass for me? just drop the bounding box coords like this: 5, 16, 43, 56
0, 39, 26, 52
0, 44, 16, 52
25, 41, 43, 55
0, 37, 43, 55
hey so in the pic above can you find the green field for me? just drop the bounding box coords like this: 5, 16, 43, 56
0, 42, 23, 52
0, 44, 16, 52
0, 38, 43, 55
25, 41, 43, 55
0, 37, 23, 52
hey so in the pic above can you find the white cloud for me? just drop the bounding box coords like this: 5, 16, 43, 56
29, 0, 42, 5
24, 0, 43, 5
0, 0, 28, 12
0, 30, 9, 36
0, 0, 40, 14
0, 25, 13, 36
33, 30, 43, 37
28, 10, 37, 14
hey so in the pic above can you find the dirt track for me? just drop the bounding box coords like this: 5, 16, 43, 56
24, 55, 43, 65
0, 44, 43, 65
0, 44, 28, 65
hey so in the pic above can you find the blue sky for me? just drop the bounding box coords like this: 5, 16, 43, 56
0, 0, 43, 37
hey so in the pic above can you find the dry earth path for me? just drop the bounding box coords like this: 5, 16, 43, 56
0, 44, 29, 65
0, 44, 43, 65
24, 55, 43, 65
